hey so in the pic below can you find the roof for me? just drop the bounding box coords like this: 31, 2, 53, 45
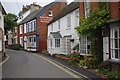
0, 2, 7, 15
18, 2, 54, 25
50, 32, 62, 38
48, 2, 79, 25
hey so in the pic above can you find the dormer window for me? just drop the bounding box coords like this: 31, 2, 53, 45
49, 9, 53, 16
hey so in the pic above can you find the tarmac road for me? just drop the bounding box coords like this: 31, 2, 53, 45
2, 49, 85, 79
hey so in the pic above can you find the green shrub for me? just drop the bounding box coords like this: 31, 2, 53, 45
13, 44, 23, 50
98, 61, 112, 70
42, 49, 48, 53
107, 71, 120, 79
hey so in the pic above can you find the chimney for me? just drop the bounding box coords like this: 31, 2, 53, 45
22, 5, 29, 14
59, 0, 67, 10
30, 2, 39, 13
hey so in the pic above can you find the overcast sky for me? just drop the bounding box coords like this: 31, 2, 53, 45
1, 0, 74, 16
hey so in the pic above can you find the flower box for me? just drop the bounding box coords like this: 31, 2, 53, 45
42, 51, 49, 55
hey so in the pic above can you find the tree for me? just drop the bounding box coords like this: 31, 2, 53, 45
4, 13, 17, 34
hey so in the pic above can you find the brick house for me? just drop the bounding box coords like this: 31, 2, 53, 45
79, 1, 120, 72
18, 1, 67, 52
0, 2, 6, 57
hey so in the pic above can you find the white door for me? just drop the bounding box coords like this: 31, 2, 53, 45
103, 37, 109, 61
0, 39, 2, 51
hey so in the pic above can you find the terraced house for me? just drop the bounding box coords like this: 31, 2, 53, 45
47, 2, 79, 55
0, 2, 6, 57
79, 1, 120, 72
18, 1, 67, 51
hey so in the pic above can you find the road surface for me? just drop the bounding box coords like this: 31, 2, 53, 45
2, 49, 86, 79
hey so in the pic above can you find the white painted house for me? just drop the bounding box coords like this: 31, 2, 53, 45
47, 2, 79, 55
0, 2, 6, 56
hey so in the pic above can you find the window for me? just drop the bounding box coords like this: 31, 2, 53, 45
55, 39, 60, 48
20, 37, 23, 46
15, 38, 17, 44
15, 27, 17, 34
31, 22, 33, 32
67, 15, 71, 28
27, 36, 36, 48
58, 20, 60, 30
20, 25, 23, 34
24, 23, 26, 33
75, 10, 79, 26
29, 22, 31, 32
27, 23, 29, 32
80, 36, 90, 54
51, 24, 53, 32
84, 0, 90, 18
111, 27, 120, 59
49, 9, 53, 16
34, 20, 36, 31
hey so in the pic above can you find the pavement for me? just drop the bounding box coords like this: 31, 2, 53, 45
2, 49, 89, 80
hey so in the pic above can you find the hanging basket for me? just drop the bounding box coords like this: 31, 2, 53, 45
70, 39, 74, 42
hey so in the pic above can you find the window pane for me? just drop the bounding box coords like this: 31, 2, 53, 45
115, 50, 118, 58
119, 50, 120, 59
115, 39, 118, 48
119, 28, 120, 37
119, 39, 120, 48
114, 29, 118, 38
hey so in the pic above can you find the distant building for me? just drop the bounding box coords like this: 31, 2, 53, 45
47, 2, 79, 55
0, 2, 6, 57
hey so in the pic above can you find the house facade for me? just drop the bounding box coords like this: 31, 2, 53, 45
47, 2, 79, 55
79, 1, 120, 72
0, 2, 6, 57
18, 1, 67, 52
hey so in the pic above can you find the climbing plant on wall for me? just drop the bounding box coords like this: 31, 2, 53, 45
75, 2, 110, 53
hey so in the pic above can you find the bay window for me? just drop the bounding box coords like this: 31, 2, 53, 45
111, 27, 120, 59
80, 36, 91, 54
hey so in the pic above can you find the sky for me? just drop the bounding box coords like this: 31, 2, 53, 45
1, 0, 74, 16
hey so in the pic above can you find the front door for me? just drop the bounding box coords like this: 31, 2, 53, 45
103, 37, 109, 61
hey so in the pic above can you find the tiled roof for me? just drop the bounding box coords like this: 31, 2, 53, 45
48, 2, 79, 25
18, 2, 53, 25
50, 32, 62, 38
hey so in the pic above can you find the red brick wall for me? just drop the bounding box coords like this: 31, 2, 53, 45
36, 2, 66, 52
110, 2, 120, 19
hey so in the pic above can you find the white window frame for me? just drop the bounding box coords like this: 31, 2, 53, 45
58, 20, 60, 30
20, 25, 23, 34
75, 10, 79, 26
49, 9, 53, 16
111, 27, 120, 60
51, 24, 53, 32
79, 36, 90, 55
24, 23, 26, 33
20, 37, 23, 46
55, 39, 60, 48
84, 0, 90, 18
67, 15, 71, 28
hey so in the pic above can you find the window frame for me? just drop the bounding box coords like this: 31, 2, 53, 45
20, 25, 23, 34
55, 39, 60, 48
84, 0, 90, 18
49, 9, 53, 16
110, 27, 120, 60
67, 15, 71, 28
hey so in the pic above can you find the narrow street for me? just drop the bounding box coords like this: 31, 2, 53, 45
2, 49, 86, 79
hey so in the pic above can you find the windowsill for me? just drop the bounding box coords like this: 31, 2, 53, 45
80, 53, 93, 56
109, 59, 120, 64
66, 28, 71, 30
48, 15, 52, 17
